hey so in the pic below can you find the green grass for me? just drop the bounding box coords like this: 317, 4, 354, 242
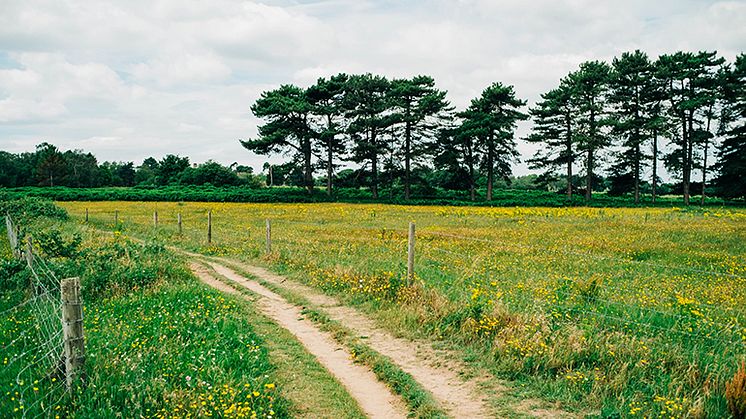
1, 211, 364, 418
64, 201, 746, 417
206, 259, 446, 418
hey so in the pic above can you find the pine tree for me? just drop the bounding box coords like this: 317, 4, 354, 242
344, 74, 392, 199
607, 50, 656, 202
715, 54, 746, 198
307, 74, 349, 195
568, 61, 612, 202
388, 76, 451, 199
460, 82, 527, 201
526, 79, 576, 199
241, 84, 316, 192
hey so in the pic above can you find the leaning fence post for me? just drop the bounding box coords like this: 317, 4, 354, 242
265, 219, 272, 254
177, 213, 182, 235
153, 210, 158, 227
61, 277, 85, 390
84, 208, 88, 223
114, 210, 119, 227
407, 222, 415, 286
207, 210, 212, 244
25, 236, 33, 267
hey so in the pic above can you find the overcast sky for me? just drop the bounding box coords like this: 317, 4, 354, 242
1, 0, 744, 176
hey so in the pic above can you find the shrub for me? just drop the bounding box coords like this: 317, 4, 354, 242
0, 258, 29, 291
79, 238, 186, 300
0, 196, 68, 221
34, 229, 82, 258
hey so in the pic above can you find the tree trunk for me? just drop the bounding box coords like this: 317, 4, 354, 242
586, 103, 596, 203
326, 115, 334, 196
652, 129, 658, 204
404, 119, 411, 200
585, 148, 593, 203
486, 133, 494, 201
681, 113, 690, 205
634, 101, 640, 204
467, 141, 475, 201
371, 128, 378, 199
634, 142, 640, 204
701, 110, 712, 206
685, 110, 695, 205
302, 138, 313, 194
565, 114, 572, 200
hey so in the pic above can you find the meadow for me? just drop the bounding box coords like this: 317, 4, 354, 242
0, 200, 370, 418
64, 201, 746, 417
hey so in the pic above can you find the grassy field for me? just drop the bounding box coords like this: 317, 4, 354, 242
62, 201, 746, 417
0, 207, 368, 418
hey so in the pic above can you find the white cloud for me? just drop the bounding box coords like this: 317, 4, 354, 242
0, 0, 744, 176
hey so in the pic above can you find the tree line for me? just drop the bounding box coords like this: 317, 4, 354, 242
242, 50, 746, 202
0, 49, 743, 203
0, 143, 262, 188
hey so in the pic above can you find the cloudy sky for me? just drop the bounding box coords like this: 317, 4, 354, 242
1, 0, 744, 175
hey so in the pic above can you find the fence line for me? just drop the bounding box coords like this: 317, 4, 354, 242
79, 209, 745, 348
3, 215, 85, 418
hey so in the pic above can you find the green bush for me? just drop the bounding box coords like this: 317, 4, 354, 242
0, 258, 29, 291
0, 196, 68, 221
4, 185, 744, 207
78, 238, 185, 300
34, 229, 82, 258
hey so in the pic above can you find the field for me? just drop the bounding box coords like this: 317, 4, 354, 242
0, 204, 367, 418
60, 201, 746, 417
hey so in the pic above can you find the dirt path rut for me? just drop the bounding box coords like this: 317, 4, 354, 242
209, 258, 493, 418
190, 262, 407, 419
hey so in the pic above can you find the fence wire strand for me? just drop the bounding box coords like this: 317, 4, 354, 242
3, 215, 68, 418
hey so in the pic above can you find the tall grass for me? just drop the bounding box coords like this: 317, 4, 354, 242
68, 201, 746, 417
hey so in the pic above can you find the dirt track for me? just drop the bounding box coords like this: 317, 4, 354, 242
190, 262, 407, 419
202, 259, 494, 418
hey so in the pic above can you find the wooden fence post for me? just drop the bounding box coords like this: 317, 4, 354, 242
61, 277, 85, 390
407, 222, 415, 286
178, 213, 182, 235
114, 210, 119, 227
207, 210, 212, 244
154, 211, 158, 227
25, 236, 33, 267
265, 219, 271, 254
84, 208, 88, 223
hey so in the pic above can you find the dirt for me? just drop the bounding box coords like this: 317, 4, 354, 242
209, 259, 493, 418
190, 262, 407, 419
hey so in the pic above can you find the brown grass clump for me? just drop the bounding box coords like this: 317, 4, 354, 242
726, 360, 746, 419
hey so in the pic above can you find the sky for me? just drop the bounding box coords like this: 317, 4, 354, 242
0, 0, 744, 177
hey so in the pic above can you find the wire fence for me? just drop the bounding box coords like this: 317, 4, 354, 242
2, 214, 71, 418
82, 208, 746, 353
261, 218, 746, 349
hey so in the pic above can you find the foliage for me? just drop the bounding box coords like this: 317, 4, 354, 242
716, 53, 746, 199
73, 201, 746, 417
0, 220, 290, 417
34, 229, 82, 258
0, 196, 68, 221
4, 185, 743, 207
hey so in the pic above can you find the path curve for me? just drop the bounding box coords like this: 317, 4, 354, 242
190, 262, 407, 419
208, 259, 493, 418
